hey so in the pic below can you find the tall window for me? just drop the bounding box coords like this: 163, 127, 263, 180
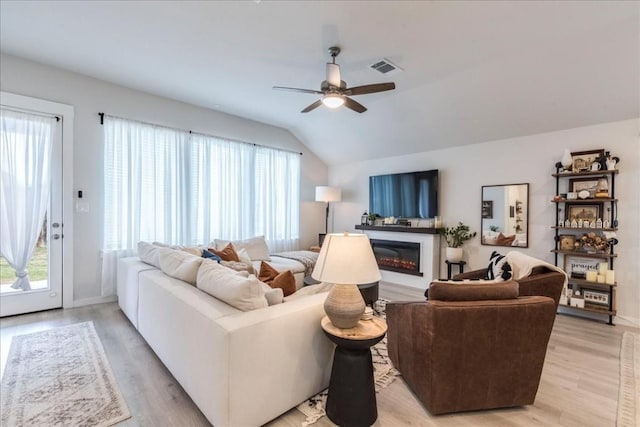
101, 116, 300, 294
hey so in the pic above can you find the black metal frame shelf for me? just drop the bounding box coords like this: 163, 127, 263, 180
552, 160, 620, 325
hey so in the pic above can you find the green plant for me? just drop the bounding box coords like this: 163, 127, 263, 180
489, 225, 499, 232
367, 213, 378, 221
439, 222, 477, 248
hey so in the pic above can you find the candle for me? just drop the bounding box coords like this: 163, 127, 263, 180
598, 262, 608, 275
597, 275, 606, 283
586, 271, 598, 282
605, 270, 615, 285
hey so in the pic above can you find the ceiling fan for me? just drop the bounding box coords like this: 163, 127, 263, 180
273, 46, 396, 113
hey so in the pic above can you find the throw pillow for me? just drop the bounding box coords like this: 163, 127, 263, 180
196, 259, 268, 311
236, 247, 253, 265
260, 281, 284, 305
259, 260, 280, 284
272, 270, 296, 297
202, 249, 222, 262
259, 261, 296, 297
496, 233, 516, 247
486, 251, 513, 281
209, 243, 240, 262
138, 241, 171, 268
157, 249, 203, 285
214, 235, 271, 261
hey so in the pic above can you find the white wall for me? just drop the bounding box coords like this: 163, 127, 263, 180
0, 54, 328, 305
330, 119, 640, 325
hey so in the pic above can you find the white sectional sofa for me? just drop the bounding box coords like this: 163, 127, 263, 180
117, 253, 333, 426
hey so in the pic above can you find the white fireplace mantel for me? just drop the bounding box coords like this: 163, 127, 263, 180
355, 226, 441, 290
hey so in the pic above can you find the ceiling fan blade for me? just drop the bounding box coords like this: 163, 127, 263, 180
326, 63, 341, 87
343, 97, 367, 113
345, 82, 396, 96
273, 86, 324, 95
301, 99, 323, 113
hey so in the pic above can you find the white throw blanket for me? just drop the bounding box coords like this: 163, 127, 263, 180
505, 251, 568, 288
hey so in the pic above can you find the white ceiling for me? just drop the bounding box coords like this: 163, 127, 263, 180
1, 1, 638, 165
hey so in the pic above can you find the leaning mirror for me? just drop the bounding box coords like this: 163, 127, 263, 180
481, 183, 529, 248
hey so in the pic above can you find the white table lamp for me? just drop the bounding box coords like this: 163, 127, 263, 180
312, 232, 381, 328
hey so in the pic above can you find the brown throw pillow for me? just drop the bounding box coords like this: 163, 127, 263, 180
259, 261, 296, 296
259, 260, 280, 283
272, 270, 296, 297
496, 233, 516, 246
209, 243, 240, 262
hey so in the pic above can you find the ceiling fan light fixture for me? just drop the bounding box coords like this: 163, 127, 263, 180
322, 94, 345, 109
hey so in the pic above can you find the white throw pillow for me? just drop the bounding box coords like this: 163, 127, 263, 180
197, 259, 268, 311
283, 282, 333, 302
138, 241, 170, 268
236, 247, 253, 265
260, 282, 284, 305
213, 235, 271, 261
158, 249, 203, 285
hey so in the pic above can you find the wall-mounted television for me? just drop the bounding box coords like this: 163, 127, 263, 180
369, 169, 439, 219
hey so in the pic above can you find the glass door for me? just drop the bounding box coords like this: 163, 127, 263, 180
0, 108, 62, 317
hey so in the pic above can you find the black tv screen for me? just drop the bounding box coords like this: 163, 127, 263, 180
369, 169, 439, 219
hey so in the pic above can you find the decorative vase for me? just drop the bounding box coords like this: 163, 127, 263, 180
324, 284, 366, 329
561, 149, 573, 171
446, 247, 463, 262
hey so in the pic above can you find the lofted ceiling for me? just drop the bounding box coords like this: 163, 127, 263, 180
1, 1, 638, 166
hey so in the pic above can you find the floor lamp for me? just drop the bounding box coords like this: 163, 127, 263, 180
316, 186, 342, 246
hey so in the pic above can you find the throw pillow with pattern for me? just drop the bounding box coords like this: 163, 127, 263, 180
486, 251, 513, 281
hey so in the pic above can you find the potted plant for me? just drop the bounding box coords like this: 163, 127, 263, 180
367, 213, 378, 226
439, 222, 477, 262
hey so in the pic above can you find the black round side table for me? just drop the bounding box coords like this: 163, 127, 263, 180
321, 316, 387, 427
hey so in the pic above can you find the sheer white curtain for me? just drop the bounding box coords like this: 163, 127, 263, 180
102, 117, 300, 296
0, 108, 55, 290
102, 117, 189, 295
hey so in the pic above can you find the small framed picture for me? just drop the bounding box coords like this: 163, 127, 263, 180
571, 149, 605, 172
566, 256, 600, 279
582, 289, 609, 306
559, 234, 576, 251
569, 177, 600, 195
566, 203, 603, 222
482, 200, 493, 219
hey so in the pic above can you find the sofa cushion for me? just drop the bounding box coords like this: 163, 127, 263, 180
209, 243, 240, 262
214, 235, 271, 261
428, 280, 519, 301
158, 248, 203, 285
259, 261, 296, 296
221, 260, 255, 275
197, 259, 268, 311
138, 241, 171, 268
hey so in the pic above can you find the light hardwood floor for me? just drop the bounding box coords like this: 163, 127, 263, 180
1, 282, 637, 427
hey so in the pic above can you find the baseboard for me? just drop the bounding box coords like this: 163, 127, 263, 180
615, 315, 640, 328
71, 295, 117, 307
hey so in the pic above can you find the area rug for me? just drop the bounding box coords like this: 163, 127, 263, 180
617, 331, 640, 427
1, 322, 131, 427
297, 300, 399, 426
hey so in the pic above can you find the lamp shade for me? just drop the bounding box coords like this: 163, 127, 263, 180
312, 233, 381, 284
315, 186, 342, 203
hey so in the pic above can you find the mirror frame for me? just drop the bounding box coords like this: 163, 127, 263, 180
481, 183, 529, 248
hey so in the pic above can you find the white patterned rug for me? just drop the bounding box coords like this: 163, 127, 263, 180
617, 331, 640, 427
297, 300, 399, 426
1, 322, 131, 427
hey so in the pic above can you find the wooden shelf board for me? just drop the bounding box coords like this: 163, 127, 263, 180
552, 170, 619, 178
568, 278, 617, 289
559, 303, 616, 316
551, 250, 617, 259
354, 224, 441, 234
551, 198, 618, 204
551, 226, 617, 231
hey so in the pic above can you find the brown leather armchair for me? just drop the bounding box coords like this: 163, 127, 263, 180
386, 281, 556, 415
454, 266, 565, 309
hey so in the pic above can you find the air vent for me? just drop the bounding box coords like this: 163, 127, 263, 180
370, 58, 403, 75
